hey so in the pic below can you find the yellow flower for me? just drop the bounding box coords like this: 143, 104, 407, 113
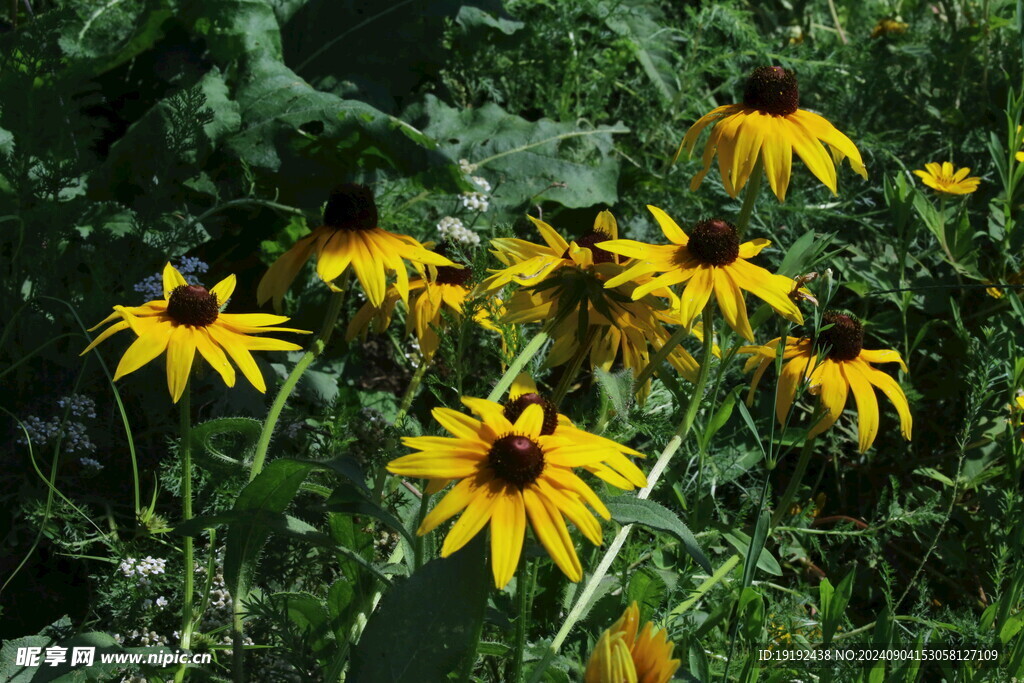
678, 66, 867, 201
487, 211, 703, 394
346, 250, 495, 360
82, 263, 310, 403
257, 183, 458, 310
871, 18, 908, 38
387, 397, 640, 588
913, 162, 981, 195
584, 602, 680, 683
599, 206, 804, 342
740, 312, 912, 452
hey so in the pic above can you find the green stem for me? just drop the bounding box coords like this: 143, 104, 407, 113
174, 385, 195, 683
536, 307, 716, 675
486, 329, 550, 402
769, 436, 816, 529
395, 357, 430, 427
669, 553, 741, 619
509, 557, 532, 682
550, 326, 597, 406
249, 288, 347, 481
412, 486, 431, 570
735, 157, 764, 237
634, 325, 688, 393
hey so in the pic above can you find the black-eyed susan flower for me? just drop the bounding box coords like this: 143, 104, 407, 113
678, 66, 868, 201
913, 162, 981, 195
739, 311, 912, 452
584, 601, 680, 683
870, 18, 908, 39
82, 263, 310, 403
346, 247, 495, 360
387, 398, 638, 588
599, 206, 804, 341
485, 211, 703, 394
257, 183, 458, 310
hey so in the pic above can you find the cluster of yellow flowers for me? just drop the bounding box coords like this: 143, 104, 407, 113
81, 63, 939, 682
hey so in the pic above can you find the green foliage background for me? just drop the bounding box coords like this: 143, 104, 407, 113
2, 0, 1024, 681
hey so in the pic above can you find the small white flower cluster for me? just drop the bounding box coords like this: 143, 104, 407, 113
437, 216, 480, 246
195, 547, 252, 645
403, 336, 422, 363
119, 556, 167, 584
458, 158, 477, 175
470, 176, 491, 193
461, 192, 489, 213
79, 457, 104, 471
140, 595, 169, 610
114, 629, 177, 647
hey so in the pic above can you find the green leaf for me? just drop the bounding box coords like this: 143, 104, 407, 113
224, 459, 314, 599
456, 5, 524, 35
422, 95, 628, 210
57, 0, 177, 77
593, 366, 634, 416
820, 569, 854, 645
724, 527, 781, 578
319, 484, 416, 548
189, 416, 263, 475
186, 0, 283, 63
350, 535, 488, 681
738, 586, 765, 642
606, 497, 711, 574
700, 385, 741, 450
627, 568, 666, 624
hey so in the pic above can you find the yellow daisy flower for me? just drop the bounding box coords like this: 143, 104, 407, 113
346, 249, 495, 360
870, 18, 908, 39
486, 211, 703, 393
257, 183, 458, 310
678, 65, 868, 201
739, 311, 912, 452
599, 206, 804, 342
913, 162, 981, 195
387, 398, 638, 588
584, 601, 680, 683
82, 263, 310, 403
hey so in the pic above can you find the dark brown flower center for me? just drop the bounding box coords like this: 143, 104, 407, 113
166, 285, 219, 326
562, 230, 615, 264
503, 393, 559, 435
323, 183, 378, 232
488, 434, 545, 488
431, 242, 473, 286
743, 66, 800, 116
685, 219, 740, 266
817, 311, 863, 361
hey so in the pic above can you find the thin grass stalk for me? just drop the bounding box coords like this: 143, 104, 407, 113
174, 383, 195, 683
530, 307, 716, 680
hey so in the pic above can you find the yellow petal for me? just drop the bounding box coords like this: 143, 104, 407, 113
440, 476, 503, 557
858, 348, 908, 372
162, 263, 187, 299
841, 360, 880, 452
808, 359, 847, 438
860, 359, 913, 441
432, 407, 487, 442
726, 259, 803, 324
712, 267, 753, 342
776, 351, 815, 425
113, 321, 174, 381
207, 324, 266, 393
527, 215, 569, 254
210, 274, 237, 304
760, 117, 793, 201
195, 327, 236, 388
677, 265, 715, 328
81, 319, 130, 356
257, 231, 319, 309
489, 486, 527, 589
522, 486, 582, 582
646, 205, 689, 245
166, 325, 197, 404
509, 372, 539, 399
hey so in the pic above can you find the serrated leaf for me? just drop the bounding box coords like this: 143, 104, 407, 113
606, 497, 711, 574
349, 535, 488, 681
422, 95, 627, 210
224, 459, 314, 600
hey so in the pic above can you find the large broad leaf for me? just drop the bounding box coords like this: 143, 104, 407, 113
56, 0, 178, 77
224, 458, 314, 600
183, 0, 284, 64
606, 497, 711, 574
420, 95, 628, 210
349, 535, 488, 682
226, 55, 458, 191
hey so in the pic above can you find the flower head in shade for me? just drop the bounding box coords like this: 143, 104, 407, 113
257, 183, 459, 310
346, 246, 496, 360
913, 162, 981, 195
739, 312, 912, 452
387, 396, 641, 588
870, 18, 908, 39
82, 263, 310, 403
487, 212, 703, 397
584, 602, 680, 683
677, 66, 867, 201
599, 206, 804, 341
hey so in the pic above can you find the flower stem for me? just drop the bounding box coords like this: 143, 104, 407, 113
174, 384, 194, 683
769, 436, 817, 529
735, 157, 764, 237
412, 486, 432, 570
249, 287, 347, 481
509, 557, 533, 682
536, 307, 716, 676
634, 325, 688, 391
486, 329, 550, 402
550, 326, 597, 405
395, 357, 430, 427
